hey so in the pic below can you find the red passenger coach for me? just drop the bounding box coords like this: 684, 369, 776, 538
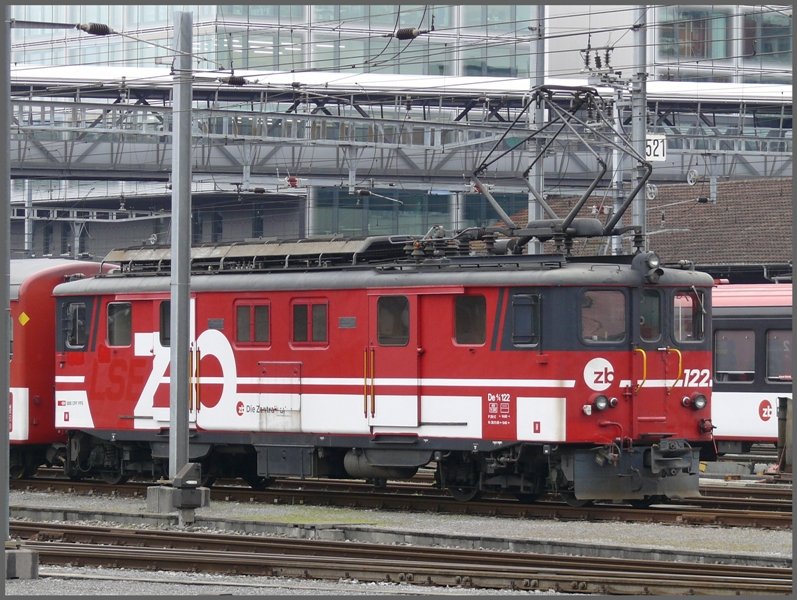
51, 231, 716, 504
9, 258, 112, 477
711, 283, 792, 454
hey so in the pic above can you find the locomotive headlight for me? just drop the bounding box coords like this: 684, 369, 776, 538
593, 395, 609, 411
646, 253, 660, 269
681, 393, 707, 410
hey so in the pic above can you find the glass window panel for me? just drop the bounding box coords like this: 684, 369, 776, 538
370, 5, 397, 27
456, 295, 487, 345
378, 296, 409, 346
248, 32, 276, 70
311, 304, 327, 343
159, 301, 170, 347
65, 302, 88, 349
254, 306, 270, 343
293, 304, 308, 342
236, 306, 251, 342
639, 290, 662, 341
511, 294, 540, 346
107, 302, 132, 347
673, 290, 705, 343
582, 291, 626, 343
714, 330, 755, 382
766, 330, 792, 383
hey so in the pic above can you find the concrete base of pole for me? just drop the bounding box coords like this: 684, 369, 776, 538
5, 544, 39, 579
146, 485, 210, 514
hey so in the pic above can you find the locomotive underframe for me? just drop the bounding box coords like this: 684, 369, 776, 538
64, 428, 701, 502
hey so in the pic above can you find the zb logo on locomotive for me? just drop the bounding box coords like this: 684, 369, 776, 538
584, 357, 614, 391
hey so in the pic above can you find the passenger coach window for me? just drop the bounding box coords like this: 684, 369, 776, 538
293, 301, 328, 344
107, 302, 132, 346
673, 290, 705, 343
159, 301, 170, 347
455, 295, 486, 345
766, 330, 793, 383
511, 294, 540, 346
377, 296, 409, 346
714, 330, 754, 382
639, 290, 662, 341
236, 304, 270, 344
581, 290, 626, 342
64, 302, 88, 349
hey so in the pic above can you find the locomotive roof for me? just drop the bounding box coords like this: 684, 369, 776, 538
53, 247, 715, 297
10, 257, 102, 301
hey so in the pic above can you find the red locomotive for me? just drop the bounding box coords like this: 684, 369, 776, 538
49, 227, 716, 504
710, 282, 792, 454
9, 258, 113, 478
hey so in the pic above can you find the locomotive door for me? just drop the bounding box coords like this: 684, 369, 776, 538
632, 288, 671, 434
366, 293, 420, 428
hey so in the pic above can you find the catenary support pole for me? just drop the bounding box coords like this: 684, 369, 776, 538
1, 5, 12, 585
527, 5, 545, 255
631, 5, 648, 238
169, 11, 192, 479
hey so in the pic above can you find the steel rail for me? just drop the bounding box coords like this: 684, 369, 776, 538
11, 522, 792, 595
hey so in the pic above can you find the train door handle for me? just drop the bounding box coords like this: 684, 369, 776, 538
633, 348, 647, 392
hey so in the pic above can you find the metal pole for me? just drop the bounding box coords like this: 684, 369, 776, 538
1, 5, 11, 584
631, 5, 648, 236
527, 5, 545, 255
169, 11, 192, 479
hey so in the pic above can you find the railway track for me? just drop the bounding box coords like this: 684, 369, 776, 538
10, 521, 792, 595
11, 475, 792, 530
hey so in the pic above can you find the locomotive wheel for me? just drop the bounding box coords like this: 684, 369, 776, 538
244, 475, 273, 490
629, 495, 662, 508
448, 484, 481, 502
100, 471, 129, 485
562, 493, 593, 508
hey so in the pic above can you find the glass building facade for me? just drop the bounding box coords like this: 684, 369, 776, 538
9, 4, 792, 243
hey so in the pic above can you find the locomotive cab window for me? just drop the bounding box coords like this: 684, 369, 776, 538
292, 300, 328, 344
673, 289, 706, 343
455, 295, 486, 345
236, 303, 270, 344
714, 330, 755, 382
377, 296, 409, 346
639, 290, 662, 342
63, 301, 88, 350
766, 329, 792, 383
581, 290, 626, 343
107, 302, 132, 347
511, 294, 540, 346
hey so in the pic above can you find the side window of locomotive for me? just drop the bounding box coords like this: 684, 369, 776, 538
511, 294, 540, 346
639, 290, 662, 342
455, 295, 486, 345
159, 301, 170, 347
581, 290, 626, 343
714, 330, 755, 383
292, 301, 328, 344
673, 289, 706, 343
377, 296, 409, 346
107, 302, 132, 347
236, 303, 270, 344
64, 301, 88, 350
766, 329, 793, 383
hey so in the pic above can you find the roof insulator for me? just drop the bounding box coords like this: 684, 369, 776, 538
394, 27, 420, 40
222, 75, 247, 86
77, 23, 113, 36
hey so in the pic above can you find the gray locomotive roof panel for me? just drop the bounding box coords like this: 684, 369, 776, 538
53, 262, 715, 296
10, 258, 102, 301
